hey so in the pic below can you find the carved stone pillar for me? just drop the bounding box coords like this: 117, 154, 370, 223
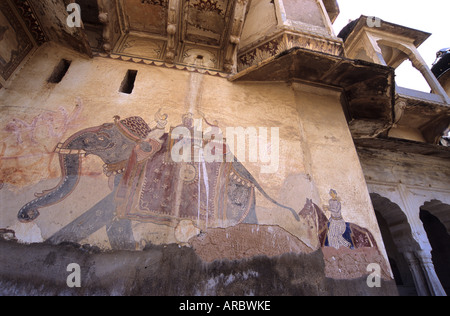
415, 249, 447, 296
403, 251, 430, 296
408, 50, 450, 104
97, 0, 120, 54
223, 0, 249, 73
165, 0, 180, 63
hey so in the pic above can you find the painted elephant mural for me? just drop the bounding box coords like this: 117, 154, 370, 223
16, 110, 380, 253
18, 112, 300, 234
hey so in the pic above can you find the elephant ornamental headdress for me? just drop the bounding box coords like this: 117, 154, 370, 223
114, 116, 152, 141
96, 116, 163, 178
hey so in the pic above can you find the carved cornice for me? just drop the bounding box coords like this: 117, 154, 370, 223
237, 31, 344, 72
93, 51, 230, 77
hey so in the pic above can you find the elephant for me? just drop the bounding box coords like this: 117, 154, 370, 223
18, 114, 300, 231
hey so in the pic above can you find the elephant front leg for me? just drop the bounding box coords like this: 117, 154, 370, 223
47, 190, 117, 245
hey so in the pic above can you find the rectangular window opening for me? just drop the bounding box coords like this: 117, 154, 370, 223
48, 59, 72, 84
120, 70, 138, 94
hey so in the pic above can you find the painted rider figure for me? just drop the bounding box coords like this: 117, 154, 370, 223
324, 189, 354, 249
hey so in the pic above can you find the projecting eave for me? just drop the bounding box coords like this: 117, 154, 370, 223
395, 87, 450, 144
230, 47, 395, 125
338, 15, 431, 48
355, 137, 450, 159
322, 0, 340, 24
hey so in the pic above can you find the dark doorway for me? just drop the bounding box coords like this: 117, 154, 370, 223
375, 210, 417, 296
420, 209, 450, 295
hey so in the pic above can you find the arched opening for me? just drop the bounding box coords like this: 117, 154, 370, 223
374, 210, 416, 295
371, 193, 420, 295
421, 200, 450, 234
376, 40, 430, 92
420, 201, 450, 295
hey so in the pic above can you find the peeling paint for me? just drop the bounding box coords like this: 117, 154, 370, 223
9, 222, 44, 244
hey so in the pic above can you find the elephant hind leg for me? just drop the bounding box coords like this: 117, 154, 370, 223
239, 189, 258, 225
226, 182, 258, 226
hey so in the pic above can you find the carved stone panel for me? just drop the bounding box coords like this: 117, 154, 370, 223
117, 34, 166, 60
183, 0, 232, 47
124, 0, 169, 36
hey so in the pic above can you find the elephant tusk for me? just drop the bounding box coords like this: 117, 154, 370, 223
54, 143, 87, 156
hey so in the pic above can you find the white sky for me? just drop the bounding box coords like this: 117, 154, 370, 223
332, 0, 449, 92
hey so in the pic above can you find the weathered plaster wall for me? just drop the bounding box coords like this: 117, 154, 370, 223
0, 42, 395, 295
292, 84, 385, 243
291, 83, 392, 275
283, 0, 327, 28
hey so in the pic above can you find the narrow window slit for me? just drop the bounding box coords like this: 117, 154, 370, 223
48, 59, 72, 83
120, 70, 138, 94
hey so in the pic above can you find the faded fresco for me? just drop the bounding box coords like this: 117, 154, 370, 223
14, 111, 301, 245
7, 106, 380, 263
1, 99, 83, 189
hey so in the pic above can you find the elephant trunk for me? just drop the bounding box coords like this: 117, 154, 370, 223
17, 124, 110, 223
18, 153, 82, 223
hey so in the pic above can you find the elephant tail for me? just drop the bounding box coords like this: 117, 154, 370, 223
232, 161, 300, 221
255, 184, 300, 221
